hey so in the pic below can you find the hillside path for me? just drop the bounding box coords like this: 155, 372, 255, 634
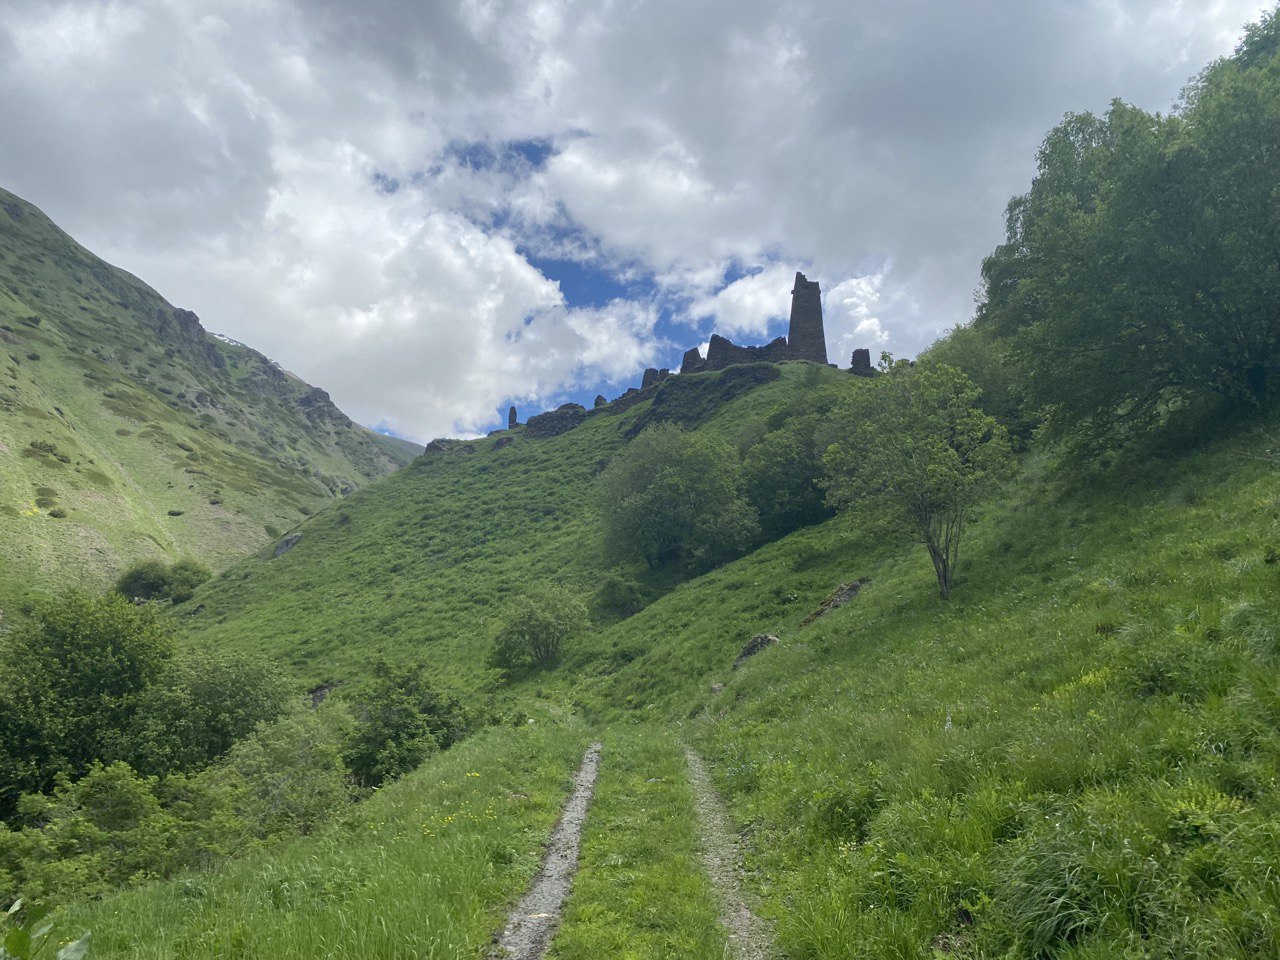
493, 741, 603, 960
685, 747, 775, 960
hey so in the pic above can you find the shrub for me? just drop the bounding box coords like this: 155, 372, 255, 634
490, 585, 590, 672
343, 663, 469, 788
113, 557, 210, 603
596, 423, 758, 569
0, 594, 175, 812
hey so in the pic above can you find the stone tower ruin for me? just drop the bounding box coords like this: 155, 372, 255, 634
786, 271, 827, 364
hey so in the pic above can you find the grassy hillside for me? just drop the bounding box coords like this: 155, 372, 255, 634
178, 361, 848, 692
0, 187, 404, 612
60, 360, 1277, 958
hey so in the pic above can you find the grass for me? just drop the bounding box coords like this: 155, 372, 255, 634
549, 725, 728, 960
53, 715, 591, 959
17, 300, 1280, 957
0, 187, 404, 613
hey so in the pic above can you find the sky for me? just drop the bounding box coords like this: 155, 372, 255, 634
0, 0, 1271, 442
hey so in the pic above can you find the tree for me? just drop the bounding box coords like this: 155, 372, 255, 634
129, 650, 291, 775
823, 364, 1013, 599
343, 662, 468, 788
596, 424, 759, 569
489, 585, 589, 672
0, 593, 175, 810
975, 13, 1280, 452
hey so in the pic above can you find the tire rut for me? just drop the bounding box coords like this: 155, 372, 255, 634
685, 747, 775, 960
493, 741, 603, 960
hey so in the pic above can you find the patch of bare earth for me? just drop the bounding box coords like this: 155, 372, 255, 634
685, 747, 775, 960
492, 742, 603, 960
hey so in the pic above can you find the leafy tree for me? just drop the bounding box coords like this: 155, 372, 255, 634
743, 420, 834, 539
976, 14, 1280, 452
129, 650, 291, 775
597, 424, 759, 569
0, 593, 175, 810
343, 663, 468, 788
823, 363, 1013, 599
221, 704, 354, 836
113, 558, 211, 603
490, 585, 589, 671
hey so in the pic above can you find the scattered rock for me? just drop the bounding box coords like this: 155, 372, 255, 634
800, 579, 869, 626
711, 682, 724, 694
733, 633, 779, 670
273, 533, 303, 557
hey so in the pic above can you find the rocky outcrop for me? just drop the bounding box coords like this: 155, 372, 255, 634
594, 394, 608, 408
733, 633, 779, 670
273, 533, 303, 557
800, 579, 869, 626
525, 402, 588, 438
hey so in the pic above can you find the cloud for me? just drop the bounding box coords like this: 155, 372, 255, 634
0, 0, 1270, 439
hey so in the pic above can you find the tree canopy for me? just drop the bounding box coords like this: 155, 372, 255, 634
596, 423, 759, 569
975, 11, 1280, 450
823, 363, 1012, 598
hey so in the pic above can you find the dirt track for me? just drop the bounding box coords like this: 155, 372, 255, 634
493, 742, 603, 960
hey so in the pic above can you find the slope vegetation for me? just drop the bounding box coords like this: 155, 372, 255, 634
0, 188, 404, 610
49, 365, 1280, 959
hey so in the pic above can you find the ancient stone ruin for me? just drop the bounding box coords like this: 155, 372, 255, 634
448, 270, 877, 452
681, 271, 830, 373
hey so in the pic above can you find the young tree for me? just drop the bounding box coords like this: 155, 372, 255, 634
596, 423, 759, 569
343, 662, 468, 787
823, 363, 1013, 599
489, 585, 589, 672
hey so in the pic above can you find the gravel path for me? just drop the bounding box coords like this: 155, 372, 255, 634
685, 747, 775, 960
493, 742, 603, 960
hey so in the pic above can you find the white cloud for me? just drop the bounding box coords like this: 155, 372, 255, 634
689, 264, 795, 339
0, 0, 1269, 439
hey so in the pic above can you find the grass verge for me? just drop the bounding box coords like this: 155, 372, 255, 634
52, 718, 589, 959
548, 724, 728, 960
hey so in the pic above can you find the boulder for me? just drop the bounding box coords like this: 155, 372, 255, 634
273, 533, 303, 557
733, 633, 779, 670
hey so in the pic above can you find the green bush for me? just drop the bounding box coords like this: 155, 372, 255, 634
113, 558, 210, 603
489, 585, 589, 672
343, 663, 469, 788
596, 423, 758, 569
0, 594, 174, 813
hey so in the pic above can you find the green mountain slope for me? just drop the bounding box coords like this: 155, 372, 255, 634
0, 188, 404, 611
55, 360, 1280, 958
179, 361, 845, 690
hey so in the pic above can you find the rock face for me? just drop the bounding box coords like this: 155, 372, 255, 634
849, 348, 874, 377
273, 533, 303, 557
525, 402, 588, 438
733, 633, 780, 670
594, 394, 608, 408
508, 406, 518, 429
641, 367, 671, 389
